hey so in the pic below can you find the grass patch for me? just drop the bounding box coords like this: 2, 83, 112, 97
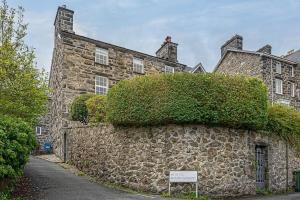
161, 192, 210, 200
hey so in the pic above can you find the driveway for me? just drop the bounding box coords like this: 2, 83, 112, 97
25, 157, 166, 200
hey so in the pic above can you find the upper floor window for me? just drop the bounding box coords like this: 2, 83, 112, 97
95, 48, 108, 65
290, 66, 295, 77
133, 58, 144, 74
36, 126, 42, 135
291, 82, 295, 97
95, 76, 108, 95
165, 65, 174, 73
275, 78, 283, 94
275, 63, 282, 74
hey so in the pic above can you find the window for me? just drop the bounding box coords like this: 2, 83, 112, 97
36, 127, 42, 135
95, 48, 108, 65
133, 58, 144, 73
277, 99, 290, 106
165, 65, 174, 73
275, 63, 282, 74
275, 78, 283, 94
95, 76, 108, 95
290, 66, 295, 77
291, 82, 295, 97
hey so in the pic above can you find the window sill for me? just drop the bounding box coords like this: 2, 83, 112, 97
133, 71, 145, 75
275, 92, 283, 95
95, 62, 109, 66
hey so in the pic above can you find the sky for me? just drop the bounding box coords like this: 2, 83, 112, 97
8, 0, 300, 72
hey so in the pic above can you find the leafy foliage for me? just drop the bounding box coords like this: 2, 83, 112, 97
70, 94, 95, 124
0, 115, 36, 179
0, 0, 48, 124
266, 104, 300, 149
86, 95, 107, 124
107, 73, 268, 129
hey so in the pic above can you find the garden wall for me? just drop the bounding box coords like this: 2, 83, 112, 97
64, 124, 300, 198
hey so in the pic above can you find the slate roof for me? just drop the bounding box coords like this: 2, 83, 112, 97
285, 50, 300, 63
214, 48, 297, 72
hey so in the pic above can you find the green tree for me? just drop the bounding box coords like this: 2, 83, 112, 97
0, 0, 48, 124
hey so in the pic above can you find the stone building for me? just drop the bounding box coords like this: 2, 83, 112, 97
48, 6, 205, 158
215, 35, 300, 108
34, 97, 52, 152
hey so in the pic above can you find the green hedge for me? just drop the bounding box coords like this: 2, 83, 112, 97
0, 115, 36, 179
86, 95, 107, 124
70, 94, 95, 124
267, 104, 300, 149
107, 73, 268, 129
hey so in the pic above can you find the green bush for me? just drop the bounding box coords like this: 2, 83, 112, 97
70, 94, 95, 124
266, 104, 300, 149
86, 95, 107, 124
0, 115, 36, 179
107, 73, 268, 129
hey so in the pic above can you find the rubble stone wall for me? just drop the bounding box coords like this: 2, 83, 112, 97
64, 124, 300, 198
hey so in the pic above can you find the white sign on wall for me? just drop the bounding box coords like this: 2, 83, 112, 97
169, 171, 197, 183
169, 171, 198, 198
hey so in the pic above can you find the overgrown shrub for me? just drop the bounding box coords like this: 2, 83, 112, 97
0, 115, 36, 179
86, 95, 107, 124
266, 104, 300, 149
70, 94, 95, 124
107, 73, 268, 129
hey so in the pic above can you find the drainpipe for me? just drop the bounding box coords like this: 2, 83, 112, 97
286, 142, 289, 192
270, 59, 274, 105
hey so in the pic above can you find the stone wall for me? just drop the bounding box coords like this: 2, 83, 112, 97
216, 51, 262, 78
64, 124, 300, 198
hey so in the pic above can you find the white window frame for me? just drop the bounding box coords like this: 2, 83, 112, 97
291, 82, 295, 97
275, 63, 282, 74
95, 76, 109, 95
275, 78, 283, 94
95, 48, 108, 65
36, 126, 42, 135
133, 57, 144, 74
165, 65, 175, 73
291, 66, 295, 77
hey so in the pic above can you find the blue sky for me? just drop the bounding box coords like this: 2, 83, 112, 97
8, 0, 300, 72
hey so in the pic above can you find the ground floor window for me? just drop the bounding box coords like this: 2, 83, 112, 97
95, 76, 109, 95
36, 126, 42, 135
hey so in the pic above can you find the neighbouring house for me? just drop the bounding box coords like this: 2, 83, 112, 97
34, 97, 52, 153
214, 34, 300, 109
47, 5, 205, 157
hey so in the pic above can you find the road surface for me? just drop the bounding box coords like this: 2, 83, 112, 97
25, 157, 166, 200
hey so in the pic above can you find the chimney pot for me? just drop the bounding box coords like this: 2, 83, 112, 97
165, 36, 172, 43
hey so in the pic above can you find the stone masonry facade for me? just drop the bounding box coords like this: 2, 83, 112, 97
215, 35, 300, 109
64, 124, 300, 198
35, 97, 52, 152
48, 6, 206, 157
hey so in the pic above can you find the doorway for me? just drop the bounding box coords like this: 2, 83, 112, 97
63, 132, 67, 162
256, 145, 267, 189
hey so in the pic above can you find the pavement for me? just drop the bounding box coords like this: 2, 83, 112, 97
25, 156, 167, 200
237, 193, 300, 200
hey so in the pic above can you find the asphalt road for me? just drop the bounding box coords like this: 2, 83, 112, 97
25, 157, 166, 200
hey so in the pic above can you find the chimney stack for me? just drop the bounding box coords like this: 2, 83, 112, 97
221, 35, 243, 57
54, 5, 74, 33
156, 36, 178, 62
257, 44, 272, 54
